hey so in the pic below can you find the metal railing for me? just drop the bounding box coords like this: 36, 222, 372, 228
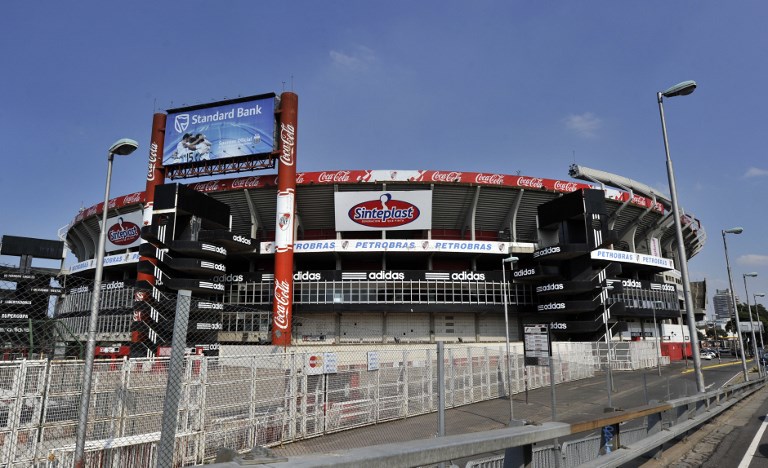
230, 377, 764, 468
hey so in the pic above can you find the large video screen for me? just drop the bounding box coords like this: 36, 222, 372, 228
162, 94, 276, 167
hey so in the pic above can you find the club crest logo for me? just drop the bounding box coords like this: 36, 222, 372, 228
278, 213, 291, 231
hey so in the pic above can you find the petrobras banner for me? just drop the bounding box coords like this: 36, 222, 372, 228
590, 249, 674, 270
105, 211, 143, 252
162, 94, 276, 166
260, 239, 509, 254
334, 190, 432, 231
68, 252, 140, 274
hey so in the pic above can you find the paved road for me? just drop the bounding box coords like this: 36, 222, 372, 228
270, 357, 752, 461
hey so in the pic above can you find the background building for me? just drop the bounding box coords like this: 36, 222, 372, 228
713, 288, 737, 320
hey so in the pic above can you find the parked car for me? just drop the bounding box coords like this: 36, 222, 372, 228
700, 351, 714, 360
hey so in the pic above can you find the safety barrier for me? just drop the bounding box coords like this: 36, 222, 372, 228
212, 376, 764, 468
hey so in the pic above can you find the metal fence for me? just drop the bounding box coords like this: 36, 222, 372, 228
0, 271, 668, 467
0, 342, 604, 467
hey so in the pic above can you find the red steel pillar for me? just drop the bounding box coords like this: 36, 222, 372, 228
272, 92, 298, 346
132, 113, 167, 354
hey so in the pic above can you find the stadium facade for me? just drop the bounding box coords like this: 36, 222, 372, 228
57, 166, 706, 356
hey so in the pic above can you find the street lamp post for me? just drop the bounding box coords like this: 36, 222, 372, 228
74, 138, 139, 468
501, 255, 519, 425
657, 80, 705, 393
653, 301, 663, 376
722, 227, 749, 380
755, 293, 766, 351
602, 284, 615, 406
743, 273, 761, 376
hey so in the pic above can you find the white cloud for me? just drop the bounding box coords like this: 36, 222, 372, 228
329, 45, 376, 71
744, 167, 768, 178
564, 112, 601, 138
737, 254, 768, 267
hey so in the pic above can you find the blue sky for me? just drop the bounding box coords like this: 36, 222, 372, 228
1, 2, 766, 316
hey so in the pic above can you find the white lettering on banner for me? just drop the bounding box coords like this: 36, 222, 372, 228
124, 192, 142, 204
536, 283, 564, 293
431, 171, 463, 182
108, 224, 140, 243
319, 171, 351, 183
147, 142, 158, 182
294, 271, 321, 281
274, 280, 291, 330
280, 123, 296, 167
231, 177, 261, 189
2, 313, 29, 319
513, 268, 537, 277
2, 300, 32, 306
534, 246, 561, 258
352, 206, 415, 222
537, 303, 566, 311
554, 181, 579, 192
516, 177, 544, 189
368, 271, 405, 280
474, 174, 505, 184
192, 181, 219, 192
451, 271, 486, 281
211, 275, 243, 283
622, 279, 642, 289
550, 322, 568, 330
232, 235, 252, 246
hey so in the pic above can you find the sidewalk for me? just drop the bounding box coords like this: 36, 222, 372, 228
270, 360, 747, 459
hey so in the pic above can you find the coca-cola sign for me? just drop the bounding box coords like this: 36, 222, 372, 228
516, 176, 544, 189
273, 279, 291, 330
318, 171, 351, 183
279, 123, 296, 167
122, 192, 143, 205
147, 142, 158, 182
431, 171, 463, 182
192, 181, 219, 192
553, 181, 579, 192
231, 176, 262, 189
475, 173, 504, 184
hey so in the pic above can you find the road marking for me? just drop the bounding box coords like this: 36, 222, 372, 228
737, 411, 768, 468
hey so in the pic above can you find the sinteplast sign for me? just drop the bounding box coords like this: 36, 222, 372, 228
162, 94, 276, 166
334, 190, 432, 231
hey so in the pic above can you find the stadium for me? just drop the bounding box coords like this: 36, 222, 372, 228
0, 91, 704, 359
56, 163, 707, 356
0, 91, 711, 467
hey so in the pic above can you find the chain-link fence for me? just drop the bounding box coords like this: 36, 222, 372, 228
0, 268, 669, 467
0, 342, 602, 466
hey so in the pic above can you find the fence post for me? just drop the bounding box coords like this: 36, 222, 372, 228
156, 289, 192, 468
437, 342, 445, 438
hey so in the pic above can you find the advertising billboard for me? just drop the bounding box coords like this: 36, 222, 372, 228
105, 211, 143, 252
162, 94, 276, 167
334, 190, 432, 231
